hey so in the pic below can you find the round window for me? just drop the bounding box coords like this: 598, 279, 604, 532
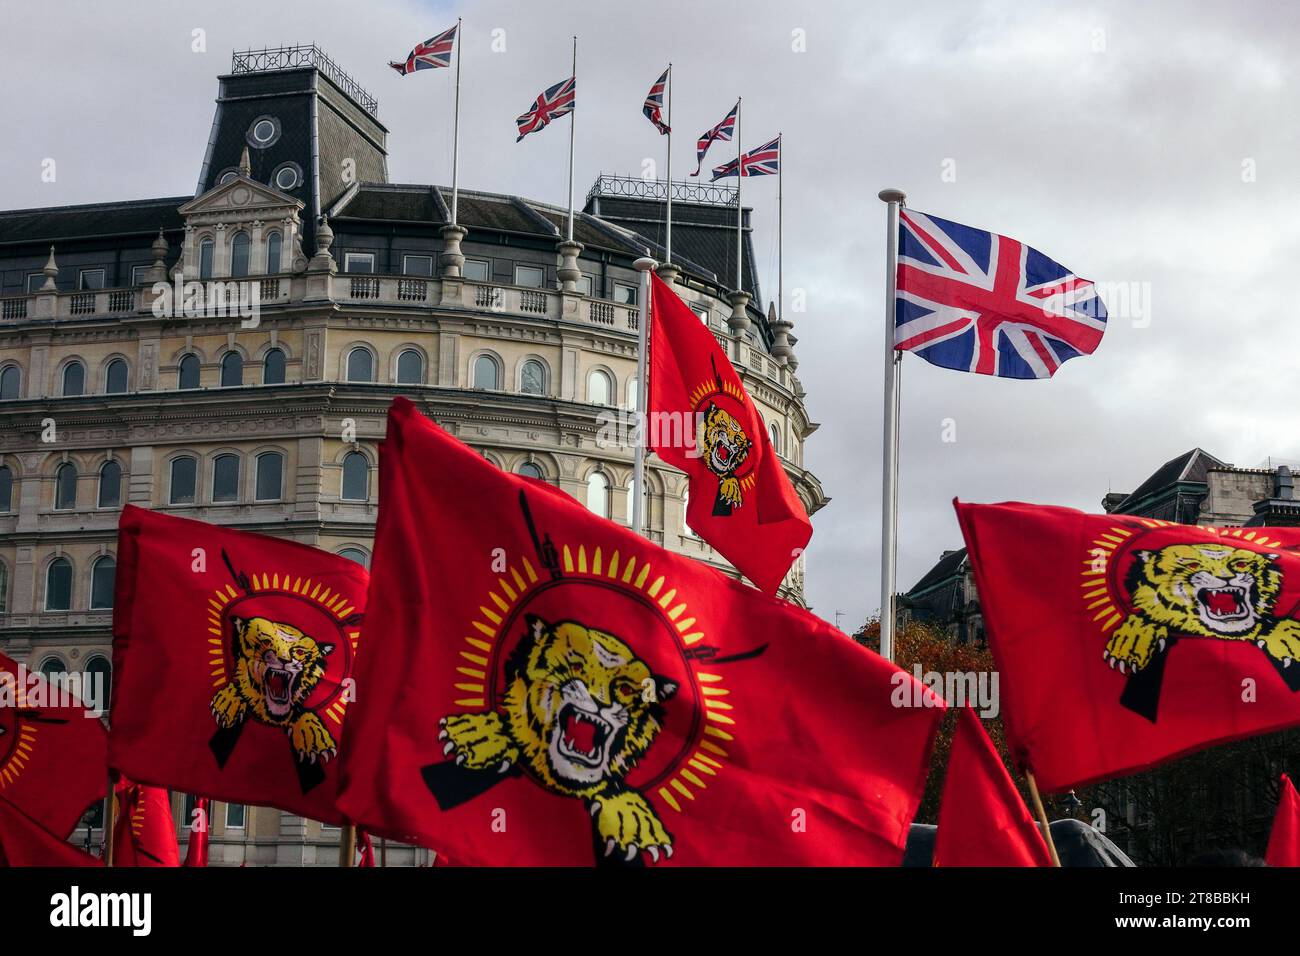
273, 164, 301, 191
218, 170, 238, 185
246, 116, 281, 148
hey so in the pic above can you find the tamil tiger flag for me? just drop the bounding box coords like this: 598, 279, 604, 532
0, 652, 107, 838
110, 506, 368, 824
0, 799, 101, 867
934, 707, 1051, 867
336, 398, 942, 866
112, 781, 179, 867
955, 500, 1300, 791
1266, 774, 1300, 867
648, 273, 811, 594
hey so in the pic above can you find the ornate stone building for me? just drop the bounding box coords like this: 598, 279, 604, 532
0, 47, 826, 864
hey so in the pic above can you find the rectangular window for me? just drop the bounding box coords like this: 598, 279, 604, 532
225, 803, 246, 829
692, 306, 710, 325
576, 275, 593, 296
26, 273, 44, 293
131, 264, 151, 286
255, 454, 283, 502
402, 254, 434, 277
462, 258, 490, 282
614, 282, 638, 305
513, 265, 545, 289
343, 253, 375, 274
78, 269, 106, 290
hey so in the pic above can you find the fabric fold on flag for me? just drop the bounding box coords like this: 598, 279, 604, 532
389, 24, 458, 75
643, 68, 670, 134
112, 780, 179, 867
110, 506, 368, 825
516, 76, 575, 141
0, 799, 102, 867
934, 707, 1051, 866
895, 209, 1107, 379
690, 101, 737, 176
955, 498, 1300, 792
336, 397, 943, 866
711, 135, 780, 182
648, 273, 811, 594
183, 796, 209, 867
1266, 773, 1300, 867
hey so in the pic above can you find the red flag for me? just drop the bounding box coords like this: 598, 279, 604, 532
110, 505, 368, 825
955, 499, 1300, 791
336, 398, 942, 865
0, 652, 107, 838
183, 796, 209, 867
1266, 773, 1300, 866
357, 829, 375, 867
112, 781, 179, 867
934, 707, 1051, 866
0, 799, 102, 867
648, 274, 812, 594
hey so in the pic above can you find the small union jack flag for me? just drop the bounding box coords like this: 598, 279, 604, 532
643, 67, 670, 135
516, 76, 576, 142
389, 24, 458, 75
711, 135, 780, 181
690, 101, 738, 176
894, 209, 1107, 379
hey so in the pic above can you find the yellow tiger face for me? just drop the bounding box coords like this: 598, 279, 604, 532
1128, 544, 1281, 639
229, 616, 334, 725
700, 403, 751, 479
501, 616, 678, 798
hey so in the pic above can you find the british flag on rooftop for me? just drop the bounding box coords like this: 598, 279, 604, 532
516, 76, 575, 141
894, 208, 1108, 379
711, 134, 780, 181
690, 100, 738, 176
643, 67, 670, 135
388, 24, 457, 75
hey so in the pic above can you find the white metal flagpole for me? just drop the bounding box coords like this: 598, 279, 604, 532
567, 36, 577, 243
734, 97, 743, 291
777, 133, 783, 321
450, 17, 463, 225
878, 187, 906, 662
664, 64, 673, 265
632, 255, 658, 536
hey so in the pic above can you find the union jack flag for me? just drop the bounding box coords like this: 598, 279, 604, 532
711, 135, 780, 181
690, 101, 738, 176
895, 209, 1107, 379
643, 67, 670, 135
389, 24, 457, 75
516, 76, 576, 142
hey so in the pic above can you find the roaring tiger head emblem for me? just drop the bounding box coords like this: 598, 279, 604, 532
438, 615, 680, 862
1103, 543, 1300, 675
700, 402, 752, 512
209, 616, 338, 764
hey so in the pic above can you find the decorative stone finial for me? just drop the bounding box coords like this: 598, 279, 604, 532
656, 261, 681, 285
769, 300, 795, 366
314, 215, 334, 257
440, 223, 468, 278
727, 289, 752, 334
148, 229, 169, 284
40, 245, 58, 292
556, 239, 584, 293
239, 146, 252, 177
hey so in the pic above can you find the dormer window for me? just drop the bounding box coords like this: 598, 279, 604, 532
248, 116, 281, 148
272, 162, 302, 192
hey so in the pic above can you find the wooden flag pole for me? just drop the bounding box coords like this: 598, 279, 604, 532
102, 771, 118, 866
1025, 769, 1062, 867
338, 823, 356, 867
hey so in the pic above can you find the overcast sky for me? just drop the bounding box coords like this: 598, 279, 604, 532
4, 0, 1300, 632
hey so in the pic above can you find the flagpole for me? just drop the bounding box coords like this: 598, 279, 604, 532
734, 97, 743, 291
339, 822, 356, 867
878, 187, 906, 662
777, 133, 783, 322
664, 64, 673, 265
1025, 770, 1063, 867
632, 255, 657, 536
103, 770, 117, 865
450, 17, 463, 225
567, 36, 577, 243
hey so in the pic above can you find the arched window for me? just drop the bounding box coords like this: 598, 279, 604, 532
396, 349, 423, 385
54, 462, 77, 510
473, 355, 500, 390
587, 369, 613, 406
586, 471, 609, 518
255, 452, 283, 501
266, 232, 283, 274
212, 454, 240, 502
263, 348, 286, 385
520, 359, 546, 396
230, 232, 250, 278
105, 358, 128, 394
45, 558, 72, 611
90, 556, 115, 609
62, 361, 85, 397
220, 352, 243, 387
347, 348, 374, 383
770, 423, 781, 456
519, 462, 543, 480
338, 548, 369, 568
169, 456, 197, 504
626, 478, 638, 526
626, 377, 639, 411
178, 354, 200, 389
683, 487, 696, 537
341, 452, 369, 501
0, 365, 19, 400
199, 238, 214, 280
39, 656, 69, 688
98, 460, 121, 509
0, 465, 11, 512
85, 656, 111, 714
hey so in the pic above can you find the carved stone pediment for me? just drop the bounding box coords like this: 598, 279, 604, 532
179, 175, 304, 226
